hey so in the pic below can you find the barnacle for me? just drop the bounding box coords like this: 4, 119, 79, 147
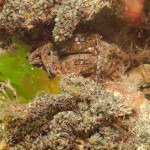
0, 0, 53, 29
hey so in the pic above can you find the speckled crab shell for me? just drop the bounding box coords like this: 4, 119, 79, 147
28, 33, 120, 79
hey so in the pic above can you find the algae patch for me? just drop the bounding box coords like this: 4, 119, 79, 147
0, 35, 60, 103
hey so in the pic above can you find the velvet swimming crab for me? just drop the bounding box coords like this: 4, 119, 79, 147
27, 33, 121, 80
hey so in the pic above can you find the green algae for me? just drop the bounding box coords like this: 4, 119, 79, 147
0, 34, 60, 103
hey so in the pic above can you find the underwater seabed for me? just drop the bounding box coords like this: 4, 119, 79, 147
0, 0, 149, 149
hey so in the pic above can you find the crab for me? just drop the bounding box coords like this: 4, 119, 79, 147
27, 32, 150, 100
27, 33, 123, 80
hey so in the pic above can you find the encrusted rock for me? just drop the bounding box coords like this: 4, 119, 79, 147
0, 74, 149, 149
0, 0, 117, 42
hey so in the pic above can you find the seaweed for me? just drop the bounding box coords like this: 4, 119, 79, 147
0, 34, 60, 103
